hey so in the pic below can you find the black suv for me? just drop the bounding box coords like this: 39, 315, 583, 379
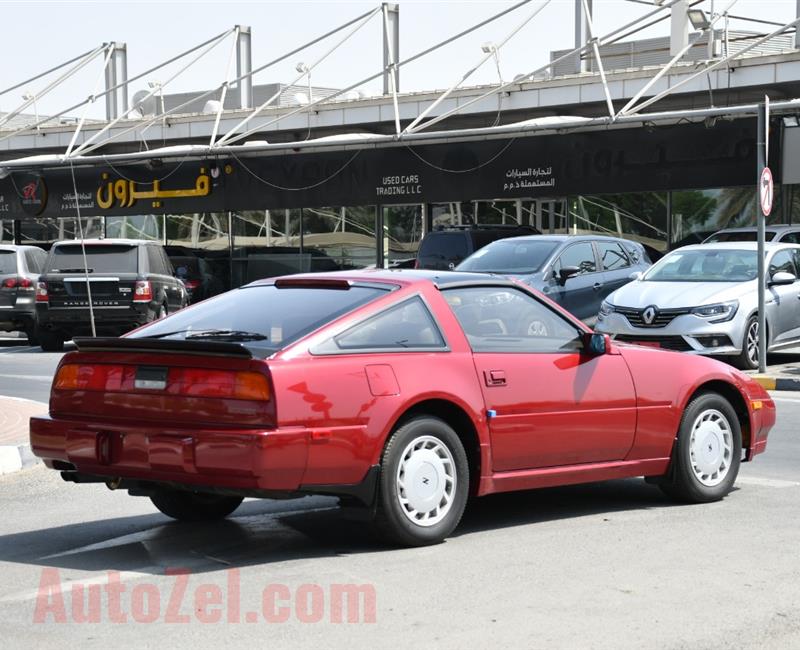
416, 224, 540, 270
0, 244, 48, 343
36, 239, 188, 351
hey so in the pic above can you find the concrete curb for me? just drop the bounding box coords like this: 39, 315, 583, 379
0, 444, 39, 476
750, 375, 800, 392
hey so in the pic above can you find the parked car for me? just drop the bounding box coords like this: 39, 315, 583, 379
31, 269, 774, 546
167, 254, 225, 304
35, 239, 188, 352
456, 234, 652, 323
596, 242, 800, 369
415, 224, 540, 270
703, 224, 800, 244
0, 244, 48, 343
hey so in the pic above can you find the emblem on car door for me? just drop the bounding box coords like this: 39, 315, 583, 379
642, 306, 657, 325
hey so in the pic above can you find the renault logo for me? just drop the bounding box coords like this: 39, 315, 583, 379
642, 306, 658, 325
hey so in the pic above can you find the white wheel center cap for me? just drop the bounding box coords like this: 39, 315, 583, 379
404, 451, 444, 512
695, 424, 723, 474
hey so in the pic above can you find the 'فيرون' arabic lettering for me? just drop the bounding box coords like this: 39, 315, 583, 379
96, 171, 211, 209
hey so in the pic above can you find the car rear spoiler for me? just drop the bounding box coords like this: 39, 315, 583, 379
72, 337, 254, 358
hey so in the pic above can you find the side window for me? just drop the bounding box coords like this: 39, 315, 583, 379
553, 242, 596, 276
793, 250, 800, 275
596, 241, 631, 271
146, 246, 167, 275
315, 297, 446, 353
781, 233, 800, 244
769, 250, 797, 277
160, 248, 174, 275
24, 250, 41, 274
444, 286, 582, 353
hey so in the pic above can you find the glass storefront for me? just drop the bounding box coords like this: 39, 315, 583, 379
384, 204, 424, 267
8, 182, 800, 285
568, 193, 669, 253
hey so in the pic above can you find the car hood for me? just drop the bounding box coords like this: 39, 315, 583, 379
609, 280, 752, 309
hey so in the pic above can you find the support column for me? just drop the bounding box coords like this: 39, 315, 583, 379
236, 25, 253, 110
382, 3, 399, 95
796, 0, 800, 50
104, 42, 128, 119
670, 1, 689, 57
573, 0, 592, 74
104, 43, 117, 120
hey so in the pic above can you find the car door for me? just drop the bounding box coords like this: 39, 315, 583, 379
595, 239, 634, 296
768, 249, 800, 343
547, 241, 604, 321
444, 285, 637, 471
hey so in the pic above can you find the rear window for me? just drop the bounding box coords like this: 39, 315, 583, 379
48, 244, 138, 273
419, 233, 469, 263
457, 239, 558, 274
0, 251, 17, 274
128, 283, 390, 356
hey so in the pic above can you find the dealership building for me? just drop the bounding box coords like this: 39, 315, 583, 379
2, 1, 800, 290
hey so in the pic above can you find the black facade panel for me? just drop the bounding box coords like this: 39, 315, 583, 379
0, 119, 771, 219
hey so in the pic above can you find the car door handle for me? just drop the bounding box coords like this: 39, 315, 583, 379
484, 370, 506, 387
593, 283, 603, 291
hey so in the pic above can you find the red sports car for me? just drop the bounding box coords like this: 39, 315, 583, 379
30, 270, 775, 546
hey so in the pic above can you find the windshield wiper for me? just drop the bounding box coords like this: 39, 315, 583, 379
50, 268, 94, 273
140, 328, 268, 342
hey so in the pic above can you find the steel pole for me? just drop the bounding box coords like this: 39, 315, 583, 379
757, 102, 767, 373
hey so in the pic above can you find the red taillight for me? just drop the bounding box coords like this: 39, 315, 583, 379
133, 280, 153, 302
1, 277, 31, 289
54, 363, 270, 401
183, 280, 201, 290
36, 281, 49, 303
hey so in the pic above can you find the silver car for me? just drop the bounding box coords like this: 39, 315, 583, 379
595, 242, 800, 369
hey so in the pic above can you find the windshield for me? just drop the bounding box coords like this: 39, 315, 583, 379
128, 283, 389, 356
0, 251, 16, 274
705, 231, 776, 243
48, 244, 138, 273
644, 249, 757, 282
456, 239, 558, 274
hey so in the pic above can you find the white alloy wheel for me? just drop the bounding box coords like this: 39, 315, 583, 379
396, 435, 456, 527
527, 319, 549, 337
689, 408, 733, 487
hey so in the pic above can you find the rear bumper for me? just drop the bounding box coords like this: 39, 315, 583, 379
36, 304, 151, 336
0, 305, 36, 330
30, 414, 309, 492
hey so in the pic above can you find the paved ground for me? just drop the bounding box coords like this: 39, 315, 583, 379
0, 393, 798, 648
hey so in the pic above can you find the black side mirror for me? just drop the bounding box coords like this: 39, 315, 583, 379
583, 331, 609, 355
558, 266, 580, 285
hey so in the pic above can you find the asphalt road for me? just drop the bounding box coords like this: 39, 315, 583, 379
0, 342, 798, 648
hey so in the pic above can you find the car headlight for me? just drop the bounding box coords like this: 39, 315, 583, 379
599, 300, 614, 317
691, 300, 739, 323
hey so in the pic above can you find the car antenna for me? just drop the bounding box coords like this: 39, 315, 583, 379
69, 160, 96, 338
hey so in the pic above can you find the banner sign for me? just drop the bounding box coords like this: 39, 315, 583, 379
0, 120, 770, 219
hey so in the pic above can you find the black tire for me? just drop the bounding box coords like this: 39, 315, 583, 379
37, 329, 64, 353
659, 392, 742, 503
150, 489, 243, 522
373, 416, 469, 547
732, 315, 760, 370
24, 323, 39, 346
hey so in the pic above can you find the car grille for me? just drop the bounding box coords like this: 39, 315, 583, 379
614, 306, 690, 328
615, 335, 693, 352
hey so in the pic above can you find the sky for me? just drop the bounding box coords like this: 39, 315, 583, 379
0, 0, 797, 121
